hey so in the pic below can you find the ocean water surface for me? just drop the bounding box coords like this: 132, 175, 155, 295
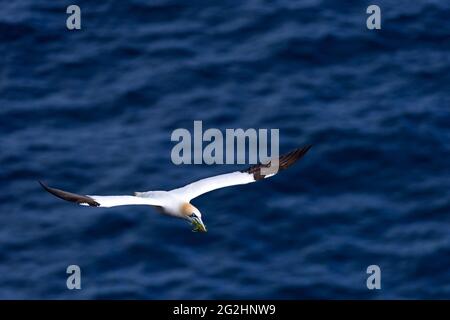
0, 0, 450, 299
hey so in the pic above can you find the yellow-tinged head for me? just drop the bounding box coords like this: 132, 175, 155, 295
180, 203, 207, 232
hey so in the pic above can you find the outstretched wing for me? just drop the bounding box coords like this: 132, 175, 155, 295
170, 145, 311, 201
39, 181, 162, 208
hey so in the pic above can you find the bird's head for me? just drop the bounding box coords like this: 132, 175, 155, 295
181, 203, 207, 232
189, 210, 207, 233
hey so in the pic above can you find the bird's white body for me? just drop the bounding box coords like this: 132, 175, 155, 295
132, 191, 185, 218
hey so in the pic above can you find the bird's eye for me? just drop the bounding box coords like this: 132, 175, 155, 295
189, 213, 197, 219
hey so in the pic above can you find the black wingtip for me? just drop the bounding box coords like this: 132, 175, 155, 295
38, 180, 49, 190
38, 180, 57, 195
302, 144, 312, 154
38, 180, 100, 207
241, 144, 312, 180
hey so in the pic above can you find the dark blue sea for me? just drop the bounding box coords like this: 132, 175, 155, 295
1, 0, 449, 299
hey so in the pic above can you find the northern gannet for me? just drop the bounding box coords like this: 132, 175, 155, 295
39, 145, 311, 232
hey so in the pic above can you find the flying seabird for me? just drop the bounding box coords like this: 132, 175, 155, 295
39, 145, 311, 232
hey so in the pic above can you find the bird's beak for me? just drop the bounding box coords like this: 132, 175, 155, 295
191, 216, 207, 233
